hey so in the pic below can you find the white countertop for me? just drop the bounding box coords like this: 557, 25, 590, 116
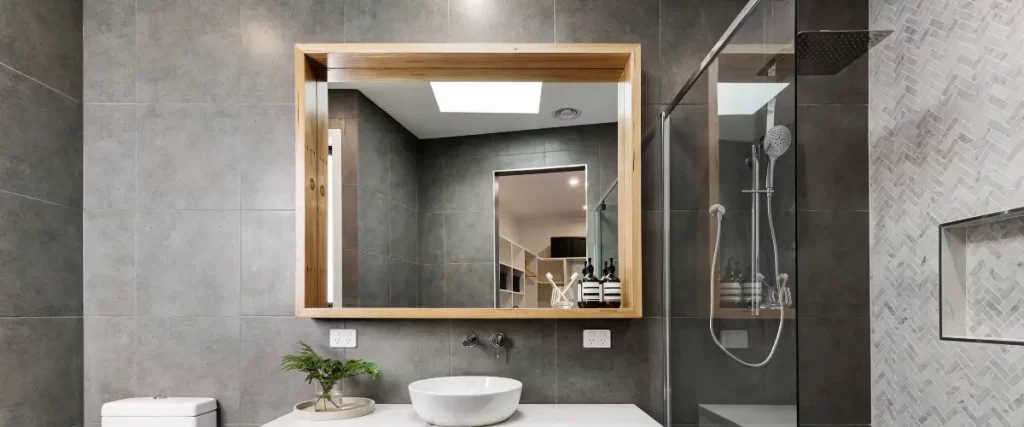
697, 404, 796, 427
263, 404, 660, 427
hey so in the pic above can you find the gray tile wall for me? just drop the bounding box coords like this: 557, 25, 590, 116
793, 1, 871, 426
76, 1, 835, 426
869, 0, 1024, 425
0, 0, 84, 426
330, 90, 420, 308
418, 124, 617, 308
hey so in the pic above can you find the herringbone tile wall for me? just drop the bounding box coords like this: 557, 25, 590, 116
869, 0, 1024, 425
965, 218, 1024, 341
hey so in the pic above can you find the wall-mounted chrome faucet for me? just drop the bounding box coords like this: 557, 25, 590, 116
462, 333, 479, 348
491, 332, 508, 359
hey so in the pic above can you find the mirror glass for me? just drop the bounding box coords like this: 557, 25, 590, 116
323, 81, 619, 308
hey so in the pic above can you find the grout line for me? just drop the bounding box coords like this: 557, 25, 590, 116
553, 320, 559, 404
0, 316, 84, 320
0, 188, 79, 210
0, 61, 81, 103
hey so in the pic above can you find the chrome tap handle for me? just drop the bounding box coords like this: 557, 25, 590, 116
462, 333, 479, 348
490, 332, 508, 359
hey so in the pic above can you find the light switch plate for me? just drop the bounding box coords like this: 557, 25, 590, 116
330, 329, 357, 348
583, 329, 611, 348
721, 330, 748, 349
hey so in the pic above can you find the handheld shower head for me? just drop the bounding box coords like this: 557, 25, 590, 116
763, 125, 792, 160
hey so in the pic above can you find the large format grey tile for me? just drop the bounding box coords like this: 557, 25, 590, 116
418, 212, 445, 265
796, 104, 868, 211
417, 159, 445, 213
240, 104, 295, 209
0, 193, 82, 317
641, 210, 663, 317
797, 211, 868, 318
356, 250, 390, 307
0, 317, 83, 427
389, 258, 418, 307
390, 141, 418, 210
137, 317, 241, 424
670, 317, 797, 425
84, 104, 135, 210
668, 104, 711, 211
240, 317, 332, 424
84, 0, 135, 103
0, 65, 83, 207
660, 0, 748, 105
555, 0, 659, 103
241, 211, 296, 316
449, 0, 554, 43
418, 264, 445, 308
137, 104, 240, 209
450, 320, 557, 403
137, 210, 240, 317
556, 319, 663, 421
798, 316, 869, 425
640, 105, 663, 212
136, 0, 240, 103
444, 156, 497, 212
344, 320, 451, 402
84, 317, 136, 423
0, 0, 82, 99
344, 0, 448, 43
84, 210, 135, 316
444, 211, 494, 264
240, 0, 345, 103
357, 186, 390, 255
390, 201, 418, 262
356, 120, 390, 199
445, 263, 495, 308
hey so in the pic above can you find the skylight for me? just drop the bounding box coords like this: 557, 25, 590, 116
717, 83, 791, 115
430, 82, 543, 114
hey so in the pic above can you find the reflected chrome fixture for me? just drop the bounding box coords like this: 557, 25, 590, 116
462, 333, 479, 348
490, 332, 508, 359
552, 107, 581, 120
708, 124, 792, 368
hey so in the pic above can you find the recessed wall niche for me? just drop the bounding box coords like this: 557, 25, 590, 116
940, 208, 1024, 344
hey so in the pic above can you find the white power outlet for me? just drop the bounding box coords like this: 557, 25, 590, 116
720, 330, 748, 349
583, 329, 611, 348
330, 329, 357, 348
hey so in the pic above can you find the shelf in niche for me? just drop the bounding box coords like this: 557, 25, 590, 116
940, 207, 1024, 345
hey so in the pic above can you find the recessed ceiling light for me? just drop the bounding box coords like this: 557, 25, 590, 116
553, 107, 581, 120
430, 82, 542, 114
568, 177, 580, 187
717, 83, 790, 115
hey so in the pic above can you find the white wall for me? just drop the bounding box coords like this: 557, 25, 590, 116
517, 216, 586, 256
497, 209, 522, 244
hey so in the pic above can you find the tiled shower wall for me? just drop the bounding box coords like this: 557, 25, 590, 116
869, 0, 1024, 425
0, 0, 84, 426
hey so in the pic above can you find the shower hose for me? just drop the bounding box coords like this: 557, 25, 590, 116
708, 192, 786, 368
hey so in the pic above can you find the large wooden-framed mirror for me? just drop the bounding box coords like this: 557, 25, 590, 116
295, 44, 641, 318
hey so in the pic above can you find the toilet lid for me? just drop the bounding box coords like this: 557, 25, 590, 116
102, 397, 217, 417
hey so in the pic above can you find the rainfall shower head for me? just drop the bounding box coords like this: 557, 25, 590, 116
757, 30, 893, 77
763, 125, 792, 160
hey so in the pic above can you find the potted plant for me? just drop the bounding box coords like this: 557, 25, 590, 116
281, 341, 380, 412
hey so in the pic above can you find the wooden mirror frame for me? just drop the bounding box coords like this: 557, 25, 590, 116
294, 43, 642, 319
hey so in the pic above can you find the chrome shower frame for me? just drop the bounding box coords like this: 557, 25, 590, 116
657, 0, 768, 425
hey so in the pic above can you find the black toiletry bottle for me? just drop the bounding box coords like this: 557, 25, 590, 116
604, 258, 622, 308
582, 258, 602, 308
576, 262, 588, 308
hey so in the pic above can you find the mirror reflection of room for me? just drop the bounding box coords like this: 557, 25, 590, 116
323, 81, 618, 309
496, 168, 587, 309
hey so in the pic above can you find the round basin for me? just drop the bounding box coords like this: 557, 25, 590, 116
408, 376, 522, 426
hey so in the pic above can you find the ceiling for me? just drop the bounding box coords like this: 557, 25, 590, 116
327, 81, 618, 139
497, 170, 587, 220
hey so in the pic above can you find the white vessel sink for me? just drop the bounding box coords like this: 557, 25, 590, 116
408, 376, 522, 427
